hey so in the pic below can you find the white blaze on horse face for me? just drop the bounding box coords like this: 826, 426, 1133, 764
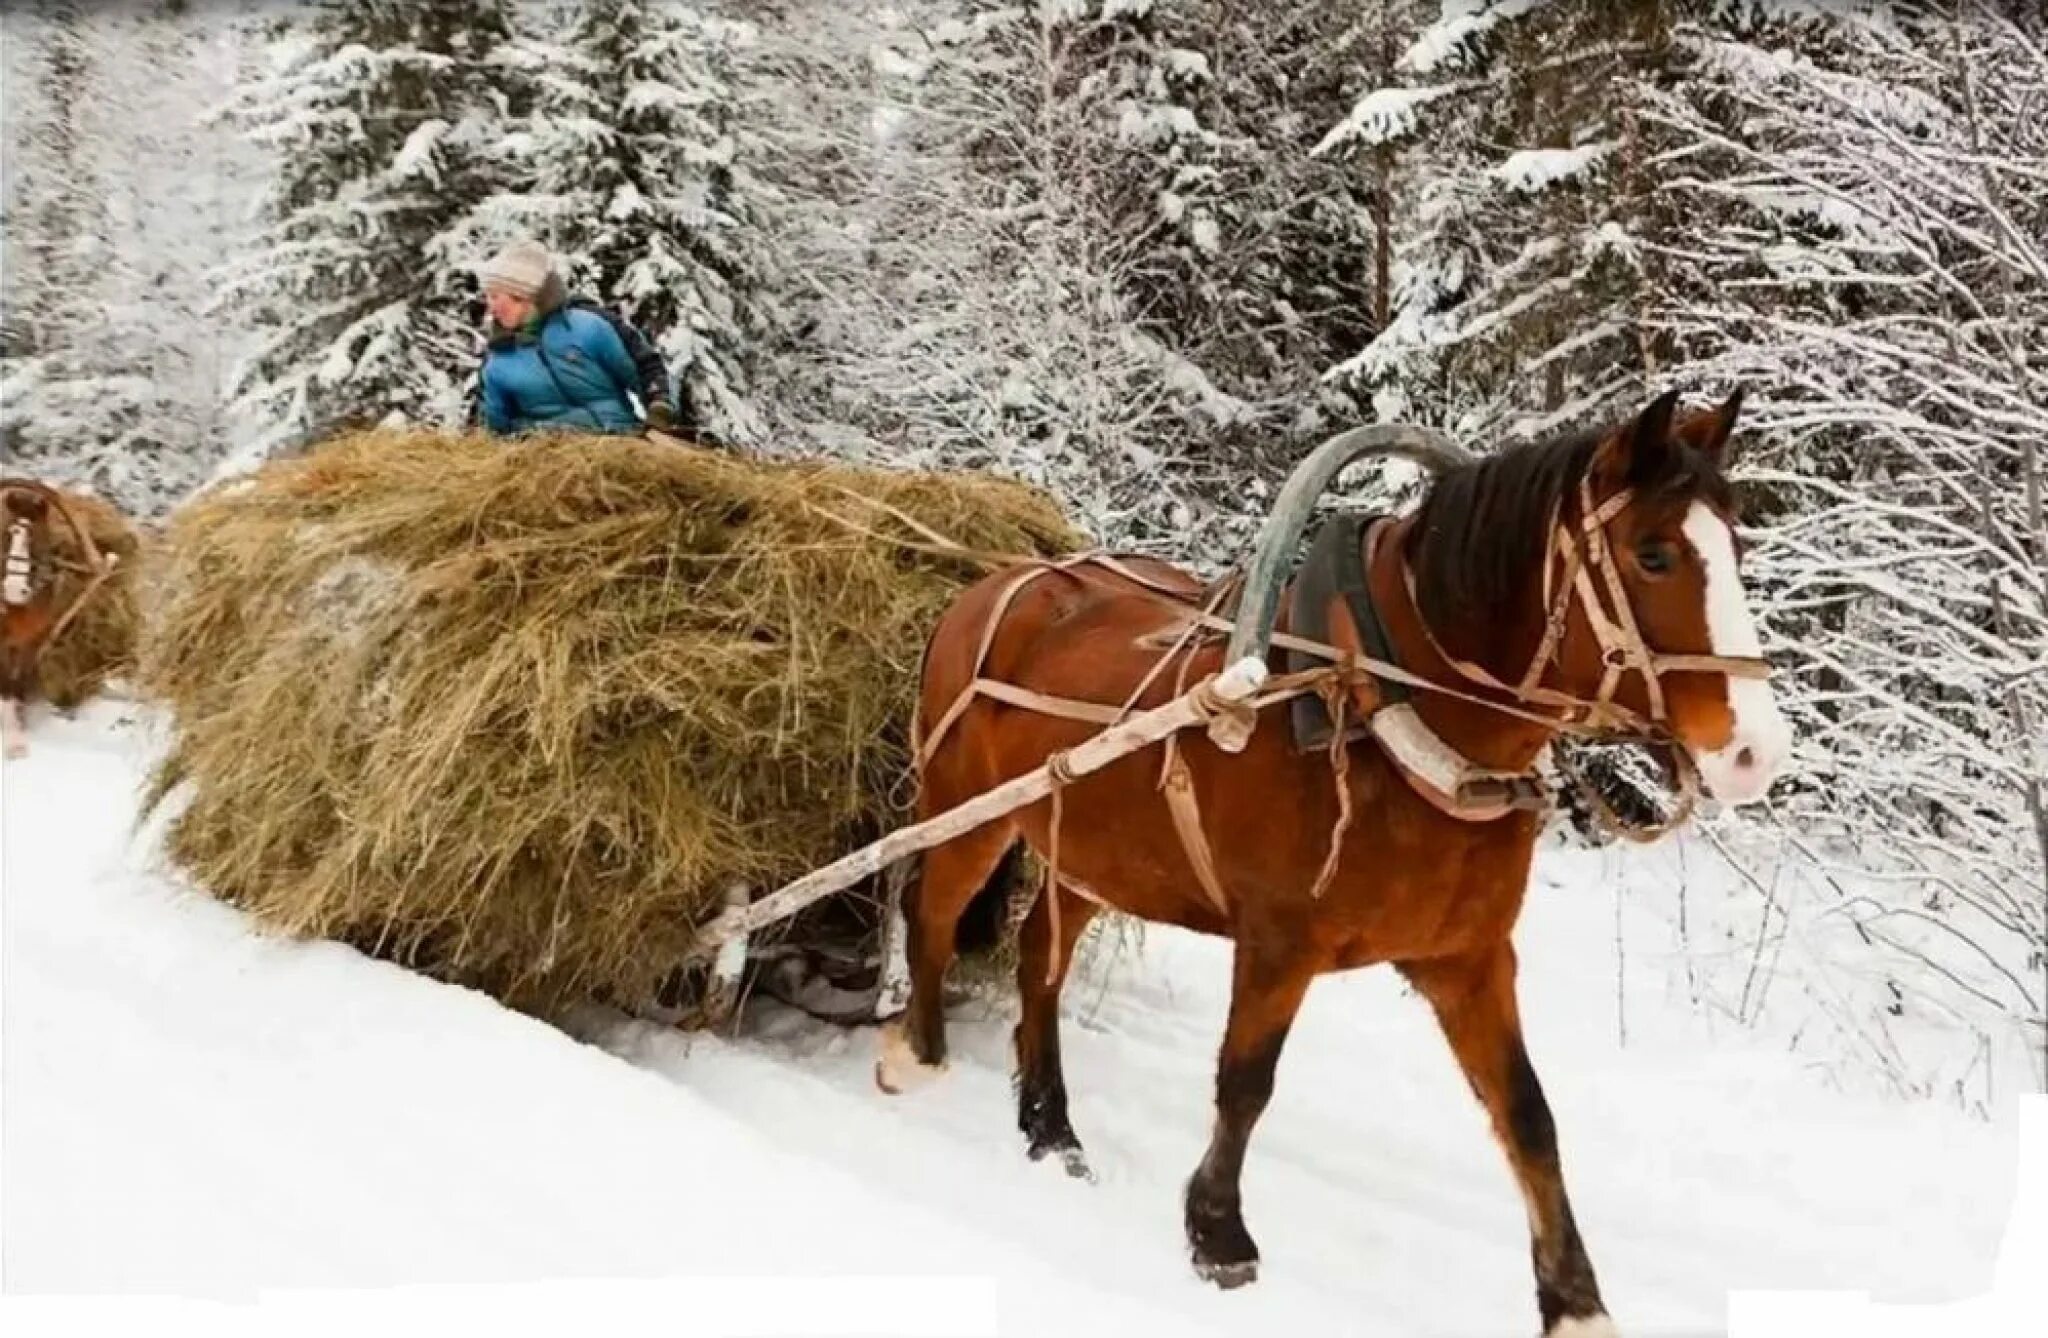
2, 520, 33, 606
1682, 502, 1790, 805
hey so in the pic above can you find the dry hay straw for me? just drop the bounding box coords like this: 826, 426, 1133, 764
13, 482, 148, 708
139, 428, 1088, 1019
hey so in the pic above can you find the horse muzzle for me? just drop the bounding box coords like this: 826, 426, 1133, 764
1688, 685, 1792, 806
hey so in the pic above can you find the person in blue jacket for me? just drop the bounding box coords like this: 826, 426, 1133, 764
471, 238, 685, 438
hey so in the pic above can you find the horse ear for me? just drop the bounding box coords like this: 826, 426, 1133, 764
1597, 387, 1681, 489
1699, 384, 1746, 469
4, 490, 48, 521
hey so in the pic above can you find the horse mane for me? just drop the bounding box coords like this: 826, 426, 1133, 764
1403, 412, 1734, 632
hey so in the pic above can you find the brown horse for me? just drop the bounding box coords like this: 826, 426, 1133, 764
1, 485, 59, 759
0, 479, 119, 759
879, 389, 1789, 1336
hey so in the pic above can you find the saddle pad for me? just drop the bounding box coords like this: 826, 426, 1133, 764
1284, 509, 1394, 753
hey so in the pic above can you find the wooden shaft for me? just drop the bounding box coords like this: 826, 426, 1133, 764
686, 656, 1269, 957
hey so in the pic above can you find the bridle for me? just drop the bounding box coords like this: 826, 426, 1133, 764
2, 513, 39, 607
1378, 470, 1775, 840
1401, 473, 1774, 745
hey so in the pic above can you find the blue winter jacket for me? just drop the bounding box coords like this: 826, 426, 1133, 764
480, 295, 644, 436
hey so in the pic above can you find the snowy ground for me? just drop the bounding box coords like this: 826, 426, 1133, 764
0, 699, 2032, 1336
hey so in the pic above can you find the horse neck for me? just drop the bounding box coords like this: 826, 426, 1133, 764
1368, 517, 1557, 774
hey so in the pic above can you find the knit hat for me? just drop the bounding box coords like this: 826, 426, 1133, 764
476, 239, 554, 299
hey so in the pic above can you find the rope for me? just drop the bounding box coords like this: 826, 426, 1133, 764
1041, 749, 1081, 987
1308, 678, 1355, 901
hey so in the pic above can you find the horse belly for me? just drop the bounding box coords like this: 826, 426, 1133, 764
999, 718, 1238, 938
1323, 810, 1543, 968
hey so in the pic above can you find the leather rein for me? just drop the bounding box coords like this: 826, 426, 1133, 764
820, 472, 1773, 961
1355, 474, 1773, 836
904, 472, 1771, 840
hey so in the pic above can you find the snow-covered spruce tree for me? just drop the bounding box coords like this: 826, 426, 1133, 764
1091, 0, 1416, 494
1124, 0, 1432, 432
1315, 0, 1674, 447
1635, 0, 2046, 1089
484, 0, 767, 446
216, 0, 534, 453
740, 0, 1225, 552
0, 1, 105, 475
746, 0, 1383, 558
0, 1, 250, 518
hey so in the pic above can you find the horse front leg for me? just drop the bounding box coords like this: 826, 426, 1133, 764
1402, 945, 1613, 1337
1185, 937, 1316, 1288
2, 694, 25, 759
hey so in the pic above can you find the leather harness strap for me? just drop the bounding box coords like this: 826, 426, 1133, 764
1155, 617, 1234, 918
1336, 513, 1411, 707
1405, 477, 1771, 738
913, 553, 1249, 927
911, 470, 1778, 917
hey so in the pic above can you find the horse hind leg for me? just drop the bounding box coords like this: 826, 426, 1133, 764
1013, 877, 1100, 1178
875, 818, 1016, 1094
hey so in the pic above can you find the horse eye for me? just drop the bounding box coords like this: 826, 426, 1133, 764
1636, 540, 1676, 575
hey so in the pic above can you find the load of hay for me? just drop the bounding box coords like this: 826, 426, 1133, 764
140, 429, 1087, 1022
10, 481, 148, 708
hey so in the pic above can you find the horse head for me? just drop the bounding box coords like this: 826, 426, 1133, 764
1575, 388, 1789, 803
1, 485, 54, 610
1403, 387, 1792, 807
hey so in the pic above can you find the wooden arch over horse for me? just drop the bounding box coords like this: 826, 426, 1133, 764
880, 388, 1789, 1337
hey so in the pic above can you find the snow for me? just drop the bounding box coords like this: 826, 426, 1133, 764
1491, 141, 1615, 191
1313, 85, 1453, 155
1, 700, 2028, 1336
387, 118, 449, 185
1401, 0, 1550, 76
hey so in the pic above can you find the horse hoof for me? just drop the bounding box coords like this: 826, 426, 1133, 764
873, 1020, 944, 1095
1186, 1187, 1259, 1289
1028, 1140, 1095, 1182
1193, 1255, 1259, 1290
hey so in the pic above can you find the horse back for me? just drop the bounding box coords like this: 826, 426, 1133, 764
918, 554, 1218, 726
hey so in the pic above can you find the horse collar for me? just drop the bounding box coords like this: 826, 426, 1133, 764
1285, 510, 1550, 823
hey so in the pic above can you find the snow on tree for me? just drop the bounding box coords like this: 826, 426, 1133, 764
479, 0, 769, 446
1106, 0, 1397, 448
1633, 0, 2046, 1085
1314, 0, 1672, 446
0, 1, 259, 519
745, 0, 1392, 557
740, 0, 1218, 550
215, 0, 534, 454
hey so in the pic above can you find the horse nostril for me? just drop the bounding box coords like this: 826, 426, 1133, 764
1735, 746, 1756, 770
